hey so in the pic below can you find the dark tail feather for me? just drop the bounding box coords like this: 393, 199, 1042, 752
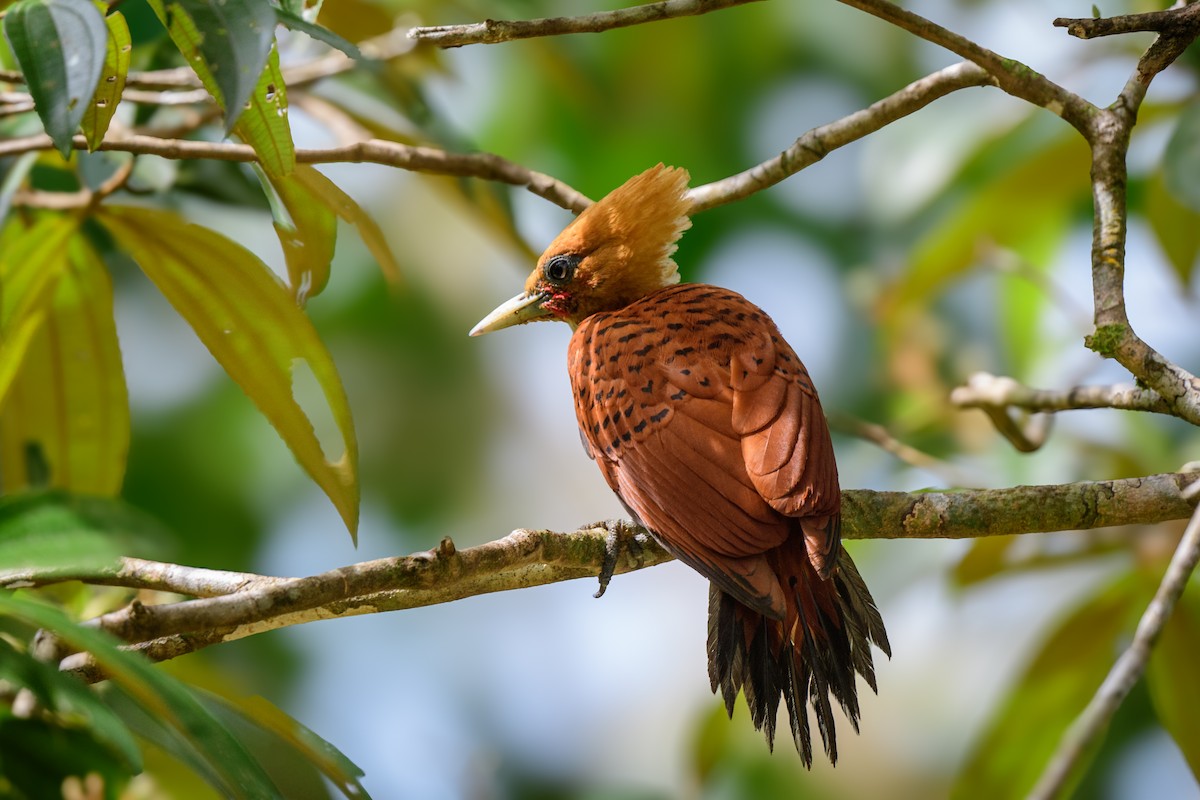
706, 543, 888, 767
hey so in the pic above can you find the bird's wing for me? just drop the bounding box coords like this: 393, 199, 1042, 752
570, 290, 836, 616
729, 323, 842, 576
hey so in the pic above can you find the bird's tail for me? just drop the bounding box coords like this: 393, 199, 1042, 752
706, 542, 890, 766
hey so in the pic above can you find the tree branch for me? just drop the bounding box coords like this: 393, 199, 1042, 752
10, 473, 1194, 682
0, 134, 594, 214
1030, 490, 1200, 800
950, 372, 1175, 451
407, 0, 764, 47
835, 0, 1095, 132
4, 63, 995, 218
1053, 3, 1200, 40
1083, 21, 1200, 426
828, 411, 981, 487
687, 61, 994, 212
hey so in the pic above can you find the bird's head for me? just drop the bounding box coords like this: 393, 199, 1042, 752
470, 164, 692, 335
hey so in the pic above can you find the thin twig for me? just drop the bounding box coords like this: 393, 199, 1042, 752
1054, 3, 1200, 40
10, 155, 135, 211
0, 27, 413, 94
949, 372, 1177, 453
0, 134, 593, 213
835, 0, 1096, 133
1029, 501, 1200, 800
951, 373, 1173, 415
688, 61, 994, 212
0, 557, 279, 597
828, 412, 980, 487
408, 0, 764, 47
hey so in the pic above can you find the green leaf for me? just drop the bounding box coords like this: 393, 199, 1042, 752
261, 168, 337, 303
951, 576, 1142, 799
0, 715, 133, 799
196, 691, 370, 799
0, 595, 285, 799
80, 6, 130, 152
291, 164, 402, 288
99, 205, 360, 539
2, 0, 108, 156
1145, 168, 1200, 287
1164, 101, 1200, 213
1147, 582, 1200, 781
0, 491, 129, 583
0, 636, 140, 775
234, 43, 295, 178
273, 6, 362, 61
147, 0, 277, 133
0, 215, 80, 411
0, 235, 130, 495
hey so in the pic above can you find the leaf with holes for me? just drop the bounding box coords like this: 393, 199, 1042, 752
235, 43, 295, 178
291, 164, 401, 287
0, 235, 129, 495
80, 6, 130, 151
261, 168, 337, 304
3, 0, 108, 156
147, 0, 277, 134
98, 205, 359, 539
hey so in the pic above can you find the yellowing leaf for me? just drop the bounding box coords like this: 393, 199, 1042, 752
0, 235, 129, 495
0, 215, 79, 409
80, 6, 130, 151
261, 168, 337, 304
291, 165, 401, 286
98, 205, 359, 538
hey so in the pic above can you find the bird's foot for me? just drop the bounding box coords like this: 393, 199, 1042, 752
591, 519, 646, 599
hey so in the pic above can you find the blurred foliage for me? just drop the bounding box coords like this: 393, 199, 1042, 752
0, 0, 1199, 797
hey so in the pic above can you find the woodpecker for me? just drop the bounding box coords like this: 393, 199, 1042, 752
471, 164, 889, 765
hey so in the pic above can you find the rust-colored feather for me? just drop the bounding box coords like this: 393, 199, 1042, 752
568, 282, 889, 765
473, 164, 888, 765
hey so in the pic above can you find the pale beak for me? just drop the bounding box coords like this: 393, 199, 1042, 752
469, 291, 552, 336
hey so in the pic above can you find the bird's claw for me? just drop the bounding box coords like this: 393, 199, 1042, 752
593, 519, 645, 598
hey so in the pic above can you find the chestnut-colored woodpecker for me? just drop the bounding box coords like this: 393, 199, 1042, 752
471, 164, 889, 765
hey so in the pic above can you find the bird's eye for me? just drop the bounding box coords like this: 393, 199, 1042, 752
543, 254, 578, 285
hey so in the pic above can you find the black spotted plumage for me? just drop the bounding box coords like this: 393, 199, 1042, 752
568, 283, 890, 765
472, 164, 889, 765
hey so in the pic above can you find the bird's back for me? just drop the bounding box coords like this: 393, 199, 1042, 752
568, 282, 888, 765
568, 283, 840, 615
